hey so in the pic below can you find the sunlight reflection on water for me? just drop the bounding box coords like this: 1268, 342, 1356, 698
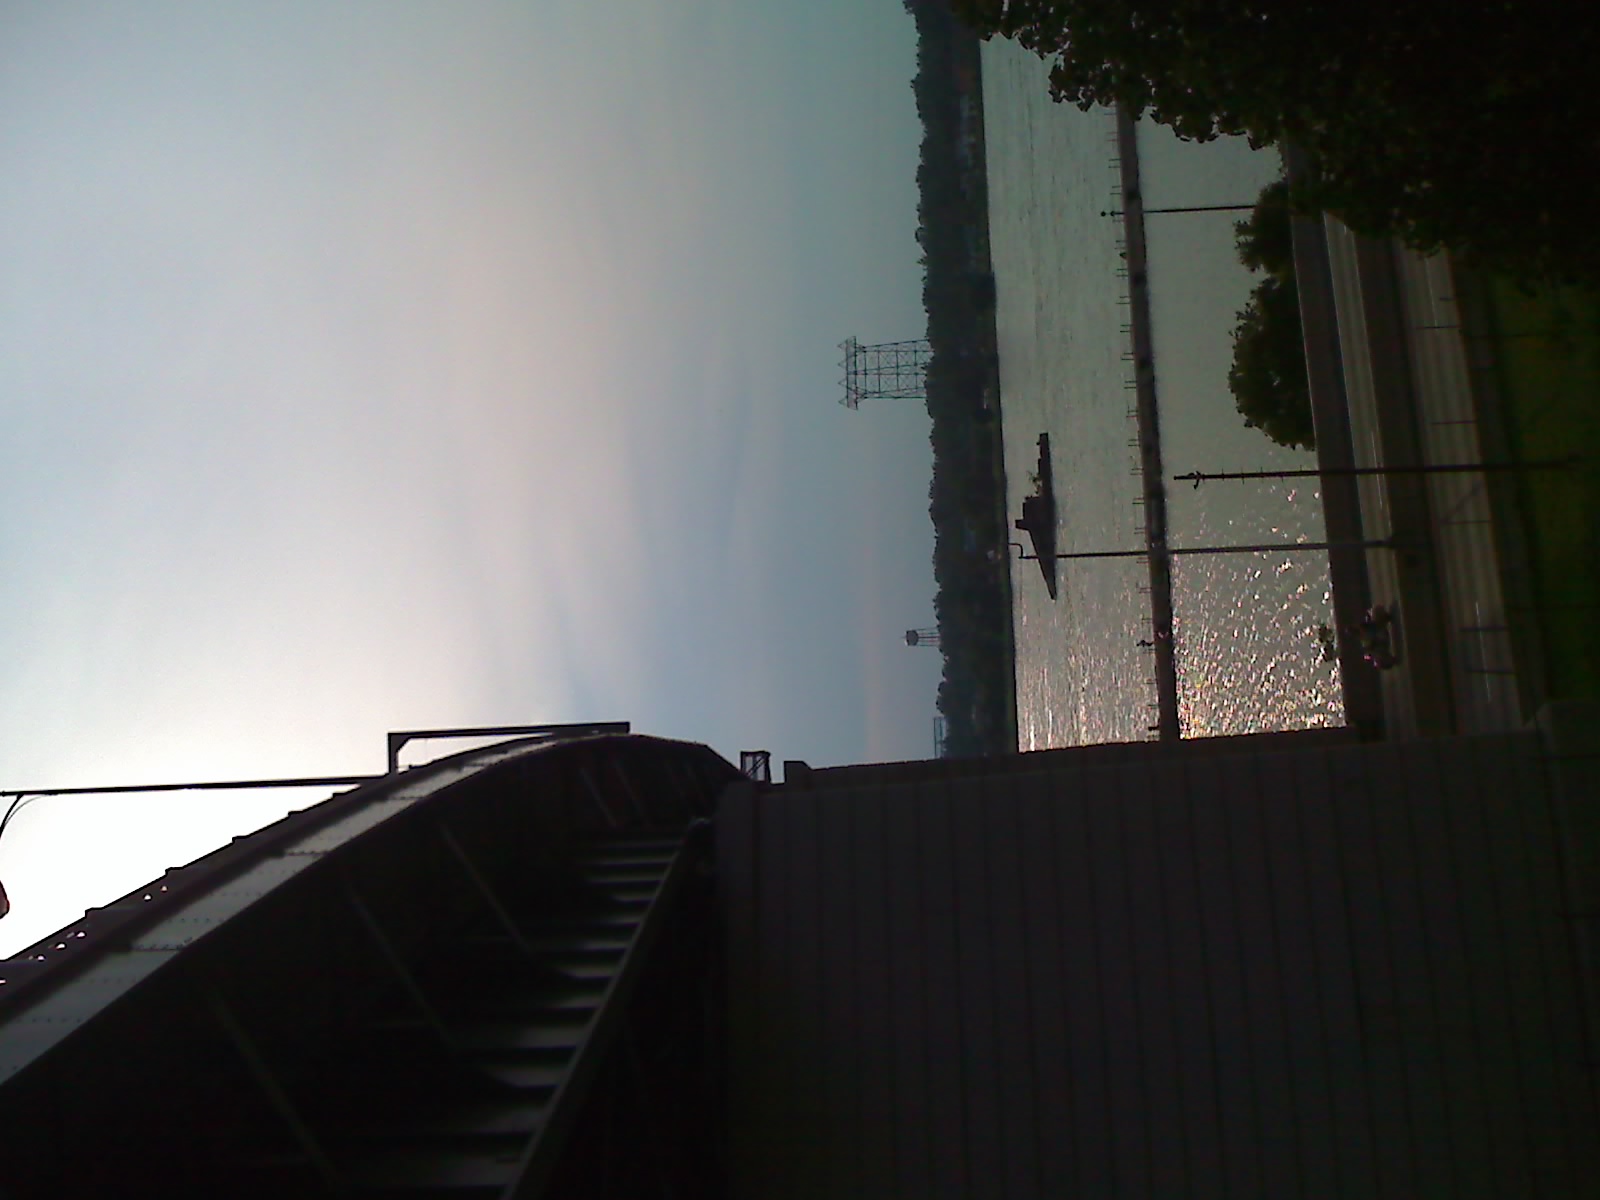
982, 42, 1344, 747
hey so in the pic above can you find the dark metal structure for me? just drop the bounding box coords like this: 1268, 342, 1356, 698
384, 722, 630, 773
737, 751, 771, 783
5, 717, 1598, 1197
722, 721, 1600, 1197
0, 732, 738, 1198
837, 336, 931, 408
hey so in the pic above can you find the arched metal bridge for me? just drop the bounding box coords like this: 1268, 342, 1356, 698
0, 732, 738, 1198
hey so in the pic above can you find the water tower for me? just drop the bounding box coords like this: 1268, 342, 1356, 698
905, 627, 941, 648
839, 337, 932, 408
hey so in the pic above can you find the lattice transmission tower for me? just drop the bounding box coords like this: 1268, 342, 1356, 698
838, 336, 931, 408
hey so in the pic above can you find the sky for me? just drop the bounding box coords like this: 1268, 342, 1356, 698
0, 1, 940, 955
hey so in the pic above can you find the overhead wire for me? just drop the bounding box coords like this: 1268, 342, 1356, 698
0, 794, 39, 848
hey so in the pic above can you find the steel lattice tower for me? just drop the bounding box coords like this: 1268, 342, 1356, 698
838, 336, 931, 408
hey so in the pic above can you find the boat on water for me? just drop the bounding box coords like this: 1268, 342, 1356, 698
1014, 433, 1058, 599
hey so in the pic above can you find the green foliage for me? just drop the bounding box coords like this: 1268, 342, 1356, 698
952, 0, 1600, 283
1227, 180, 1314, 451
1233, 180, 1292, 277
1483, 278, 1600, 701
1230, 275, 1315, 451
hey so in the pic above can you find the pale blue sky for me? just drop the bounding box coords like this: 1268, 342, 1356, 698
1, 1, 939, 953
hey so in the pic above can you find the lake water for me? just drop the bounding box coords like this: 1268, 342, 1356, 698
981, 40, 1345, 748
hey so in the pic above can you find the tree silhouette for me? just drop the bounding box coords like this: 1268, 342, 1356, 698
1233, 180, 1293, 277
1227, 180, 1314, 451
1230, 275, 1314, 451
953, 0, 1600, 282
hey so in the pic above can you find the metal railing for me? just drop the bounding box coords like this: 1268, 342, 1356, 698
739, 751, 772, 783
385, 721, 629, 773
0, 721, 632, 804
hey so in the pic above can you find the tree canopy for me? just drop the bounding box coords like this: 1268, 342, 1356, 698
1228, 180, 1314, 452
1230, 275, 1314, 451
953, 1, 1600, 282
1233, 180, 1293, 277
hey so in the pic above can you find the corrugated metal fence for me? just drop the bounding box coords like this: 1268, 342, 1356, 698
721, 731, 1599, 1198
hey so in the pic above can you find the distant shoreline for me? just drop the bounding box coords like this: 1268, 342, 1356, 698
909, 5, 1017, 757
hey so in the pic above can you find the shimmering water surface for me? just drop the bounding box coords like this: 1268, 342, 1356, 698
981, 41, 1345, 747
